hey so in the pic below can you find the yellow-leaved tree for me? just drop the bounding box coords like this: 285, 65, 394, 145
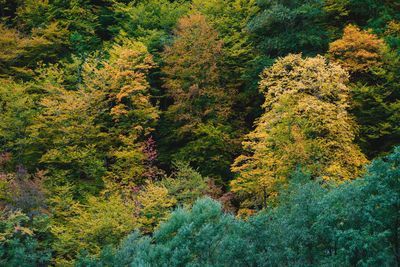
136, 181, 177, 233
31, 64, 107, 196
49, 182, 176, 265
49, 186, 139, 265
31, 39, 159, 195
231, 54, 368, 211
83, 39, 159, 188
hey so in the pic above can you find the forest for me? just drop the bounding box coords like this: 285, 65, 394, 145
0, 0, 400, 266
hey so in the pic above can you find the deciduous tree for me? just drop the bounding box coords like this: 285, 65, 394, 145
327, 24, 385, 74
31, 65, 107, 196
231, 54, 367, 210
328, 25, 400, 158
86, 39, 159, 187
160, 13, 237, 182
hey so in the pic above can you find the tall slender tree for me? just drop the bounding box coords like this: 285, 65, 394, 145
160, 13, 237, 183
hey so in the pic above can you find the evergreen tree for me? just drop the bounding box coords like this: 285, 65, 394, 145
0, 211, 52, 267
77, 197, 260, 267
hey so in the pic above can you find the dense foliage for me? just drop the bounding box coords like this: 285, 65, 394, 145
0, 0, 399, 265
77, 147, 400, 266
232, 54, 367, 211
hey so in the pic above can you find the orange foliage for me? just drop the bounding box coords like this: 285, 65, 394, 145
327, 24, 385, 73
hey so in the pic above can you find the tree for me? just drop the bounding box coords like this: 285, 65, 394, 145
30, 65, 107, 196
0, 79, 37, 168
349, 51, 400, 158
247, 147, 400, 265
0, 23, 68, 79
14, 0, 118, 55
384, 20, 400, 50
86, 39, 159, 188
49, 179, 176, 264
192, 0, 258, 80
77, 147, 400, 266
162, 13, 230, 130
76, 197, 260, 266
111, 0, 191, 124
231, 54, 367, 210
322, 0, 400, 43
49, 188, 139, 266
0, 210, 52, 267
112, 0, 190, 57
160, 161, 209, 206
327, 24, 385, 74
192, 0, 261, 127
136, 181, 176, 233
327, 25, 400, 158
159, 13, 237, 182
0, 164, 48, 217
246, 0, 330, 59
29, 40, 159, 194
0, 155, 52, 266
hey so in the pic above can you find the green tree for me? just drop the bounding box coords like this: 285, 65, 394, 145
14, 0, 118, 55
111, 0, 191, 119
271, 146, 400, 266
160, 161, 209, 207
384, 20, 400, 51
159, 13, 237, 183
76, 197, 260, 266
79, 147, 400, 266
323, 0, 400, 42
0, 23, 68, 79
246, 146, 400, 265
192, 0, 262, 127
247, 0, 330, 59
0, 210, 52, 267
112, 0, 190, 57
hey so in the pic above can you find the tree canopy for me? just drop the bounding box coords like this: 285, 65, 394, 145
0, 0, 399, 265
